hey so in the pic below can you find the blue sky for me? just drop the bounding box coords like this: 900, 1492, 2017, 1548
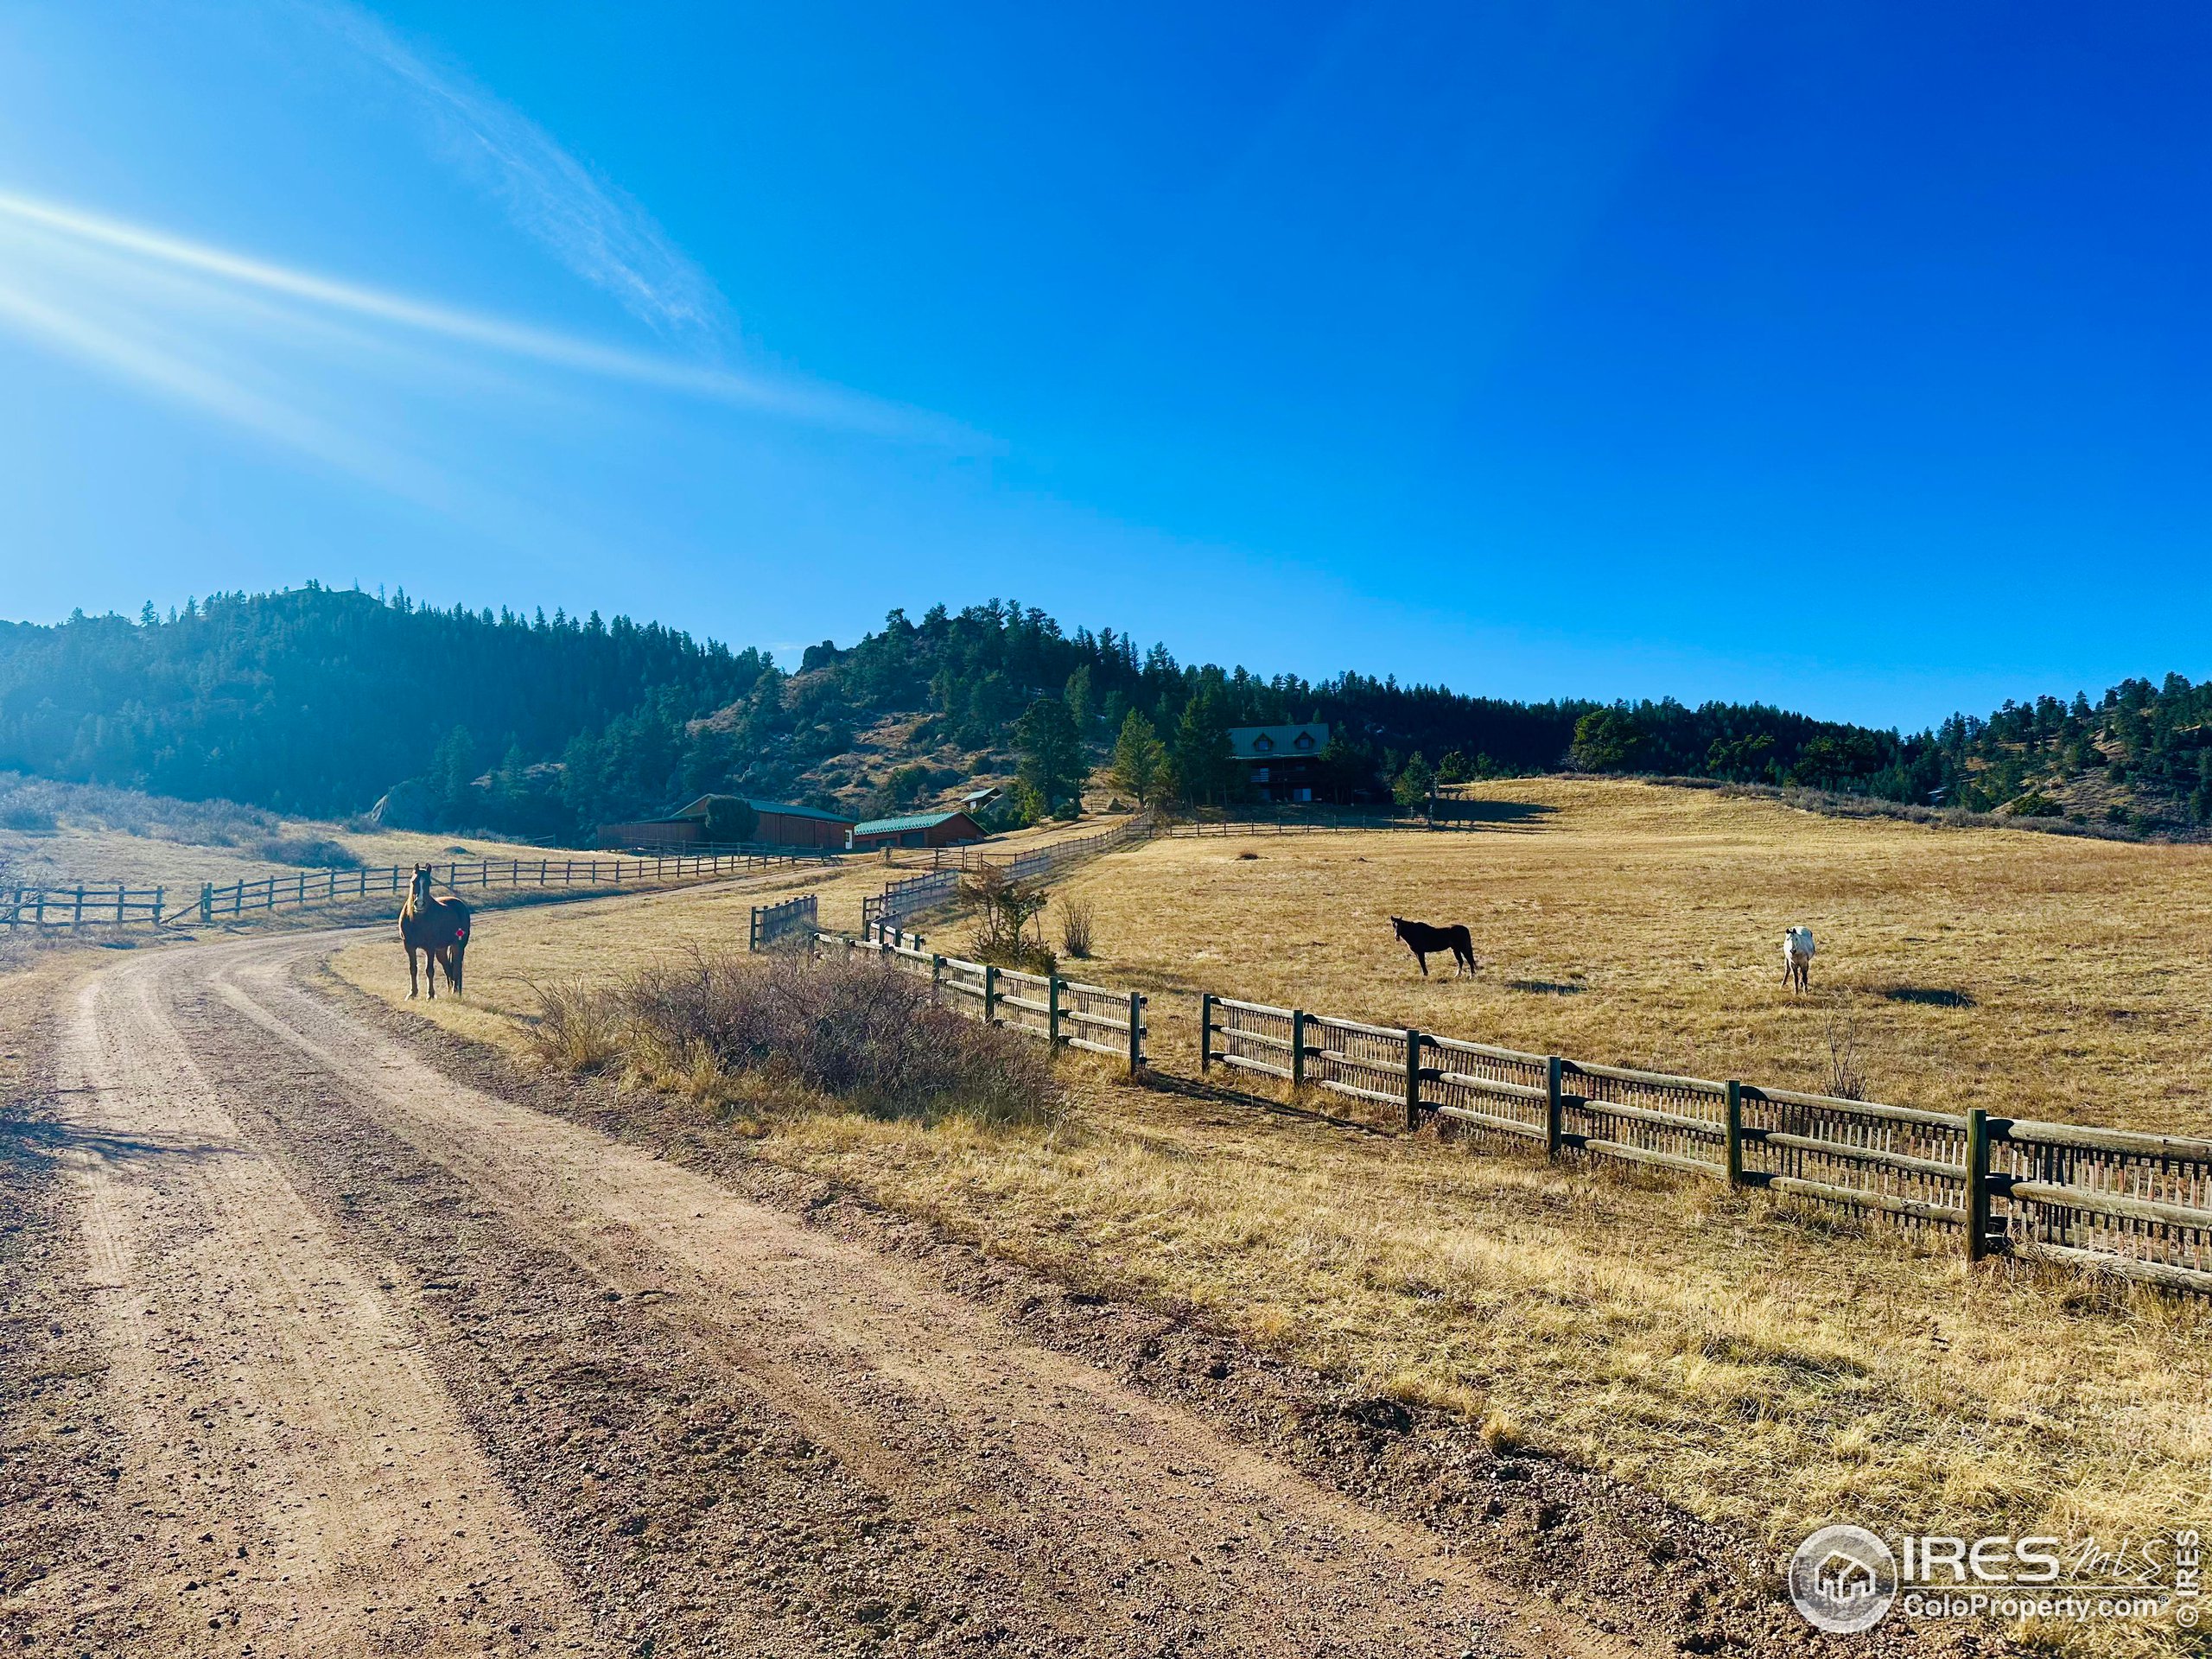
1, 2, 2206, 728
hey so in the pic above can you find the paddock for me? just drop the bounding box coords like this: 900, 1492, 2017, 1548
1045, 777, 2212, 1136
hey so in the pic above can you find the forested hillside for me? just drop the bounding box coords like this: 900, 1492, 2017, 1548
2, 586, 2205, 841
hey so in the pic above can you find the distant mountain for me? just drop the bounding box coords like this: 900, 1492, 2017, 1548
1, 585, 2203, 841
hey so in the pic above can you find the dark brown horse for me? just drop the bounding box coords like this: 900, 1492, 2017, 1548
1390, 915, 1477, 977
400, 864, 471, 998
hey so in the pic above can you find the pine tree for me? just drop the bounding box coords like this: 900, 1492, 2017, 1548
1109, 710, 1166, 805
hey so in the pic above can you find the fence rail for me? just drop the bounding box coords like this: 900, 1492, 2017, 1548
4, 850, 812, 930
748, 893, 818, 950
925, 813, 1156, 874
1200, 992, 2212, 1295
1165, 812, 1483, 837
866, 815, 1158, 934
808, 927, 1147, 1071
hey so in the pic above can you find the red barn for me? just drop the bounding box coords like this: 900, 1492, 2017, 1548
846, 810, 986, 852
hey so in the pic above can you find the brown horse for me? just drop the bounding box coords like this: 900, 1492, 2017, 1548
1390, 915, 1478, 977
400, 864, 471, 998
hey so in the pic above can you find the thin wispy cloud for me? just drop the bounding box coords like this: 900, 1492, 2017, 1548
0, 190, 970, 442
0, 270, 465, 514
306, 0, 726, 346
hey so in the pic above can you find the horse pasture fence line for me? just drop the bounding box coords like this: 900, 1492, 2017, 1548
3, 850, 816, 931
806, 926, 1148, 1073
865, 813, 1160, 934
2, 884, 170, 929
925, 813, 1157, 874
1165, 811, 1480, 837
747, 893, 818, 950
1199, 993, 2212, 1296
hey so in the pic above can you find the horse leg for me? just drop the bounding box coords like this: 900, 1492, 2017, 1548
1415, 949, 1429, 977
406, 943, 419, 999
450, 942, 465, 996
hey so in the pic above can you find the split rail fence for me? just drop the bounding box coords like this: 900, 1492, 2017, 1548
792, 925, 1147, 1072
3, 850, 817, 930
1201, 994, 2212, 1296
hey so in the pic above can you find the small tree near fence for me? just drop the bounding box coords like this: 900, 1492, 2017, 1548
962, 866, 1055, 974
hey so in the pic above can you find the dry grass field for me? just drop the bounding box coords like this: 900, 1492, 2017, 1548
1061, 779, 2212, 1136
330, 785, 2212, 1656
1, 803, 587, 892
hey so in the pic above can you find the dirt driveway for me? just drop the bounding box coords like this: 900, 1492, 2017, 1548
2, 929, 1643, 1657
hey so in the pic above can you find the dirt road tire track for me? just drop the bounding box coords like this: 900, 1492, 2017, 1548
12, 925, 1939, 1657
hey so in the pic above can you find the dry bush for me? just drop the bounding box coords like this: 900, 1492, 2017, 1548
537, 951, 1059, 1127
256, 836, 364, 868
1823, 1014, 1866, 1100
1058, 894, 1096, 958
528, 978, 627, 1071
0, 772, 276, 846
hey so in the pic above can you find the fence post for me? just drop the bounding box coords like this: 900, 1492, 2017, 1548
1127, 992, 1143, 1073
983, 964, 999, 1027
73, 887, 85, 929
1290, 1008, 1307, 1090
199, 882, 213, 925
1965, 1108, 1993, 1262
931, 954, 945, 1006
1724, 1080, 1745, 1188
1545, 1056, 1565, 1160
1403, 1028, 1424, 1131
151, 886, 163, 927
1198, 994, 1215, 1072
1048, 977, 1063, 1048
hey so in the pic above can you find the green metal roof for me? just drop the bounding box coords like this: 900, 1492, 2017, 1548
745, 798, 856, 824
670, 793, 854, 825
851, 810, 972, 836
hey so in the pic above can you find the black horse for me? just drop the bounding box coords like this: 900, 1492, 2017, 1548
1390, 916, 1478, 977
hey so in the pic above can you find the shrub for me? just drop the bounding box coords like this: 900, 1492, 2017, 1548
535, 952, 1058, 1127
530, 979, 626, 1071
0, 804, 56, 833
257, 836, 363, 868
1058, 895, 1096, 958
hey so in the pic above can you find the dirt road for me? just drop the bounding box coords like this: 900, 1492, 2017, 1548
7, 929, 1644, 1657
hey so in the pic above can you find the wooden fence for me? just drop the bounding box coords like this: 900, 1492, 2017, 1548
866, 815, 1158, 933
4, 850, 813, 930
1166, 811, 1480, 837
808, 927, 1147, 1071
1200, 993, 2212, 1296
0, 884, 171, 928
924, 814, 1156, 874
747, 893, 818, 950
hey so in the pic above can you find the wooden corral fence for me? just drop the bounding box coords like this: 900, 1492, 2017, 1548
1166, 811, 1478, 837
747, 893, 818, 950
867, 814, 1158, 933
809, 927, 1148, 1072
0, 884, 171, 928
1200, 993, 2212, 1296
924, 813, 1156, 874
3, 850, 814, 930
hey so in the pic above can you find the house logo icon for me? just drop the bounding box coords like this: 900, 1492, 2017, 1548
1789, 1524, 1898, 1633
